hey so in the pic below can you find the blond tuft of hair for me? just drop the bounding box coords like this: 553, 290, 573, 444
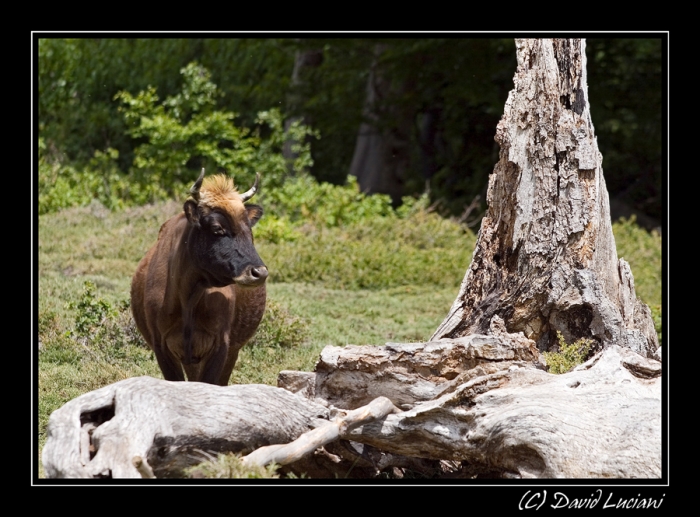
198, 174, 244, 214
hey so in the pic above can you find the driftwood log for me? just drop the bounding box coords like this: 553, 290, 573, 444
282, 335, 661, 478
42, 381, 329, 478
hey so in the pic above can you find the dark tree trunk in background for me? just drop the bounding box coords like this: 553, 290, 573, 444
432, 39, 659, 358
349, 45, 412, 203
283, 47, 323, 170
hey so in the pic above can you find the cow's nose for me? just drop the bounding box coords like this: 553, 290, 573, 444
235, 265, 268, 286
251, 266, 268, 281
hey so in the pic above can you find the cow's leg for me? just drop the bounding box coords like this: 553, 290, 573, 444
216, 345, 241, 387
199, 342, 228, 385
153, 344, 185, 381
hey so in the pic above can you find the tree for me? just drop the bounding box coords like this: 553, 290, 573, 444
348, 43, 412, 203
431, 39, 658, 358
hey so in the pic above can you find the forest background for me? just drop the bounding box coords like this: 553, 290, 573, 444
37, 37, 662, 226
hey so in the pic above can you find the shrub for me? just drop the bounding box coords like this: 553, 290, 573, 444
249, 299, 309, 348
256, 203, 475, 290
115, 62, 318, 199
68, 281, 115, 338
67, 281, 145, 354
261, 174, 394, 228
543, 332, 593, 374
38, 139, 139, 214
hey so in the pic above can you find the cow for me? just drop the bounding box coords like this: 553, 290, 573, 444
130, 169, 268, 386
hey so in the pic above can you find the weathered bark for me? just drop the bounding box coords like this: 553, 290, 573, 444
432, 39, 658, 358
337, 342, 661, 478
277, 318, 660, 478
242, 396, 399, 469
279, 316, 541, 411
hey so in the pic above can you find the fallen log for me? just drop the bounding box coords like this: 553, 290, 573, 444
42, 381, 329, 479
277, 321, 661, 478
42, 323, 661, 479
279, 315, 542, 410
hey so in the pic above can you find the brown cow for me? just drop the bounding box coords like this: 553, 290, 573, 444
131, 169, 268, 385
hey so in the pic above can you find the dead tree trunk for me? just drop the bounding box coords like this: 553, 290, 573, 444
348, 44, 412, 203
432, 39, 659, 358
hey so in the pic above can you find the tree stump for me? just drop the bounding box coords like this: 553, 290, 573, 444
431, 39, 659, 359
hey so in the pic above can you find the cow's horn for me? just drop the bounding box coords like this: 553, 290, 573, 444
240, 172, 261, 202
189, 168, 206, 201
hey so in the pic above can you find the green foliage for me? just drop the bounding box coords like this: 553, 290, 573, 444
249, 299, 309, 348
261, 174, 393, 229
254, 174, 425, 245
587, 38, 663, 221
186, 454, 280, 479
67, 281, 145, 352
543, 332, 593, 374
38, 138, 139, 214
39, 38, 203, 169
115, 62, 318, 199
39, 59, 319, 214
68, 280, 114, 338
256, 206, 475, 290
38, 38, 663, 224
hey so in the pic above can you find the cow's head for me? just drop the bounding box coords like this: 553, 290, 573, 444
184, 169, 268, 288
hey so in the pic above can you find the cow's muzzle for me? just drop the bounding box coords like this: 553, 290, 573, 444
234, 265, 268, 287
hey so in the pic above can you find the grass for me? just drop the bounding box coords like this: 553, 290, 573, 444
36, 200, 662, 479
612, 216, 662, 308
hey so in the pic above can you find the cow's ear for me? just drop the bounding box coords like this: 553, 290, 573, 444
184, 200, 201, 227
246, 204, 263, 227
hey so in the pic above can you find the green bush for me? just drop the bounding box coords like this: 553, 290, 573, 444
257, 205, 475, 290
116, 62, 318, 198
67, 280, 115, 338
66, 281, 145, 355
38, 139, 140, 214
261, 174, 394, 228
543, 332, 593, 374
40, 61, 320, 215
249, 299, 309, 348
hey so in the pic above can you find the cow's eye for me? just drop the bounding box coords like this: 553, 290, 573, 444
210, 224, 225, 236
